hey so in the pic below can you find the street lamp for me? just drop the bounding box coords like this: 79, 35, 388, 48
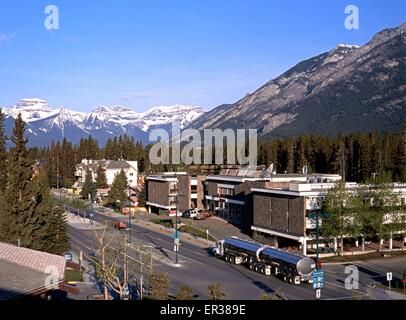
168, 193, 186, 265
88, 193, 94, 225
128, 186, 132, 244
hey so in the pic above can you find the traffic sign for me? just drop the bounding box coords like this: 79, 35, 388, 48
63, 251, 73, 262
174, 238, 180, 246
171, 232, 181, 240
313, 271, 324, 289
387, 272, 393, 281
174, 245, 179, 252
316, 289, 321, 300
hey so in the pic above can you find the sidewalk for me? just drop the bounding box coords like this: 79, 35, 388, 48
66, 213, 105, 230
94, 206, 216, 248
65, 251, 103, 300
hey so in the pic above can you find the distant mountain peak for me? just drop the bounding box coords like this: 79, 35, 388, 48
2, 99, 206, 147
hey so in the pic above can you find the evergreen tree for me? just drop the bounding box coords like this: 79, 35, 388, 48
33, 171, 69, 254
80, 169, 96, 200
137, 183, 147, 207
0, 108, 7, 192
399, 122, 406, 182
0, 114, 37, 247
95, 165, 108, 189
106, 169, 128, 209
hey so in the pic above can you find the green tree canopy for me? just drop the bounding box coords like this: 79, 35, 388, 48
95, 165, 108, 189
0, 108, 7, 193
106, 169, 129, 209
80, 169, 96, 200
322, 180, 360, 256
0, 114, 37, 247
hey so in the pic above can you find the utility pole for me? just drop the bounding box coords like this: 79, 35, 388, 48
168, 193, 185, 265
316, 210, 320, 271
128, 186, 132, 243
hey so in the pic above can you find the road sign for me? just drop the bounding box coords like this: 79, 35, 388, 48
172, 232, 181, 240
387, 272, 393, 281
174, 245, 179, 252
316, 289, 321, 300
313, 271, 324, 289
174, 238, 180, 246
63, 252, 73, 262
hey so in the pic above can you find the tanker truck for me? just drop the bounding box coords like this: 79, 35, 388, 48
212, 237, 315, 285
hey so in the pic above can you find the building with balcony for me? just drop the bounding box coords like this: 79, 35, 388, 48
204, 166, 328, 232
146, 172, 206, 214
251, 177, 406, 255
75, 159, 138, 188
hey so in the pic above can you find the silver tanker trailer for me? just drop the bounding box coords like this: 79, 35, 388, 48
212, 237, 315, 285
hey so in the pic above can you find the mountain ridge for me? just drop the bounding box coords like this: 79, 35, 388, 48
188, 22, 406, 138
1, 98, 206, 147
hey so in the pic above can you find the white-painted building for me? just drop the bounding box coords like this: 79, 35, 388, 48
75, 159, 138, 188
252, 178, 406, 256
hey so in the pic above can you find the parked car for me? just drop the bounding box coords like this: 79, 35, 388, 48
194, 211, 213, 220
169, 210, 182, 217
183, 208, 202, 219
113, 220, 127, 229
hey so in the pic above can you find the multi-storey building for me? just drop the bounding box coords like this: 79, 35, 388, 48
75, 159, 138, 188
204, 166, 328, 232
251, 177, 406, 255
74, 159, 139, 205
146, 172, 206, 214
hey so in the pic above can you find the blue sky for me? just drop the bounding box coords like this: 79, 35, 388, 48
0, 0, 405, 112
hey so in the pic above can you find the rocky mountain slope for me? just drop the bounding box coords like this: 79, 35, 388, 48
189, 23, 406, 138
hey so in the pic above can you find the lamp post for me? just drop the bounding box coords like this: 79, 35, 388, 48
128, 186, 132, 244
89, 193, 94, 225
168, 193, 185, 265
316, 210, 319, 271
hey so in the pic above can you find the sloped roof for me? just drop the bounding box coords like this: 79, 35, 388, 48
0, 259, 50, 300
0, 242, 66, 299
106, 160, 131, 170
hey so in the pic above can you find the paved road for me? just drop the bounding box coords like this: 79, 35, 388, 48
68, 209, 406, 300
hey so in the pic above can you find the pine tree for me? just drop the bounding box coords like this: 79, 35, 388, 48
0, 114, 37, 247
80, 169, 96, 200
95, 165, 108, 189
137, 183, 147, 207
0, 108, 7, 192
107, 169, 128, 209
33, 171, 69, 254
399, 122, 406, 182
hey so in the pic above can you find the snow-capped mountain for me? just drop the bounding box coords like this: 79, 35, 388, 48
1, 99, 206, 147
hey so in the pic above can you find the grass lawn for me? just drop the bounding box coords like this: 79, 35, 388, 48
149, 218, 216, 242
322, 250, 406, 263
178, 225, 217, 242
65, 268, 84, 282
376, 283, 406, 295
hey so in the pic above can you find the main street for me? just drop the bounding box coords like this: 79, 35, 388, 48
68, 209, 406, 300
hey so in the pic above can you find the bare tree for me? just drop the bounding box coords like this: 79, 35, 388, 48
89, 224, 129, 300
207, 283, 227, 300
